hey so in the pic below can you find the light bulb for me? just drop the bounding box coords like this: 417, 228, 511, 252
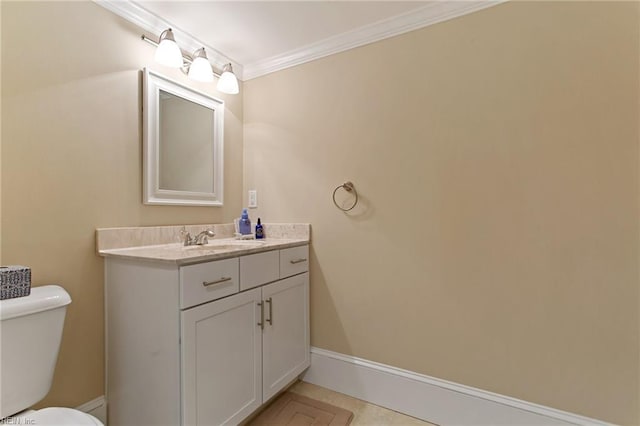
188, 48, 214, 82
154, 29, 182, 68
217, 63, 239, 94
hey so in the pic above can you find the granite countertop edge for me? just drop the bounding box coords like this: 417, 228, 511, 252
99, 238, 309, 266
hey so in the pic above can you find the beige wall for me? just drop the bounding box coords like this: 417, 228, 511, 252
1, 1, 243, 409
2, 0, 638, 423
244, 2, 639, 424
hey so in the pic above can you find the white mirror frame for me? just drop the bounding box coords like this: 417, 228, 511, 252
143, 68, 224, 206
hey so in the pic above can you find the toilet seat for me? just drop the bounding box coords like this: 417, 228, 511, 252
16, 407, 102, 425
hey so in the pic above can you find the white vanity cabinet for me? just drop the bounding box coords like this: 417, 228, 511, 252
105, 244, 309, 426
181, 286, 263, 426
261, 273, 309, 401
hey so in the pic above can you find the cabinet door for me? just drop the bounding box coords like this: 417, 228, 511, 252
262, 272, 310, 401
181, 288, 262, 426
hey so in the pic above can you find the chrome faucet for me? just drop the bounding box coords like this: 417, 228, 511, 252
183, 229, 216, 246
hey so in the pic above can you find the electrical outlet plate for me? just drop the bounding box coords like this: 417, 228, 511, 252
248, 190, 257, 208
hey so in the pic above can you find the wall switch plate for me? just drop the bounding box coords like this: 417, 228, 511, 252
248, 190, 258, 208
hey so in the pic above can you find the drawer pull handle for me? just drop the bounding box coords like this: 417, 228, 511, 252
290, 258, 307, 264
257, 302, 264, 330
265, 297, 273, 325
202, 277, 232, 287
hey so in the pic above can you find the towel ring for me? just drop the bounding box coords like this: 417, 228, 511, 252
332, 181, 358, 212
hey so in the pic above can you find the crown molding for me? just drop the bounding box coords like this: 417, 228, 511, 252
95, 0, 504, 82
94, 0, 243, 78
243, 0, 505, 80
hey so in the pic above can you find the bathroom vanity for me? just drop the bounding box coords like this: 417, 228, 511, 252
98, 224, 310, 425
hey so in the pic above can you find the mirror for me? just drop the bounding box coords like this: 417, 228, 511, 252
143, 68, 224, 206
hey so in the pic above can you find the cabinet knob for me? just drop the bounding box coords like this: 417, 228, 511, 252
290, 258, 307, 265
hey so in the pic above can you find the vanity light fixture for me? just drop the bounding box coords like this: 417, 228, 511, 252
141, 28, 240, 94
217, 63, 240, 95
154, 28, 183, 68
188, 48, 214, 82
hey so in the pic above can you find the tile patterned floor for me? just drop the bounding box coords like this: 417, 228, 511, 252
288, 381, 437, 426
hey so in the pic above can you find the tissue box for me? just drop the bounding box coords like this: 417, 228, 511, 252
0, 266, 31, 300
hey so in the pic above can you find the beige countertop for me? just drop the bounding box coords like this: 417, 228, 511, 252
99, 237, 309, 266
97, 223, 310, 265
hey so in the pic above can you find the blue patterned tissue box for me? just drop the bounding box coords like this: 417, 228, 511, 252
0, 266, 31, 300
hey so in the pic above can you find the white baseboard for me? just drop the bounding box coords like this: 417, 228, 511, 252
302, 347, 610, 426
76, 396, 107, 424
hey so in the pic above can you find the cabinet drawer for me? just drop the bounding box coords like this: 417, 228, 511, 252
240, 250, 280, 291
280, 245, 309, 278
180, 258, 239, 309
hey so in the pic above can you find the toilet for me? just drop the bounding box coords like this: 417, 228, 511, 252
0, 285, 103, 425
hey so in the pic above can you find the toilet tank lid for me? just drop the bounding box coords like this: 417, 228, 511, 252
0, 285, 71, 320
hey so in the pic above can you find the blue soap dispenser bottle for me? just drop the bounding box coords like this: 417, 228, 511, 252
255, 218, 264, 239
239, 208, 252, 235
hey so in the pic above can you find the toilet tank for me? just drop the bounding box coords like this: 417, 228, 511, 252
0, 285, 72, 418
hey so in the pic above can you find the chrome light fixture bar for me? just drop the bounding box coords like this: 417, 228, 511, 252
141, 30, 239, 95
